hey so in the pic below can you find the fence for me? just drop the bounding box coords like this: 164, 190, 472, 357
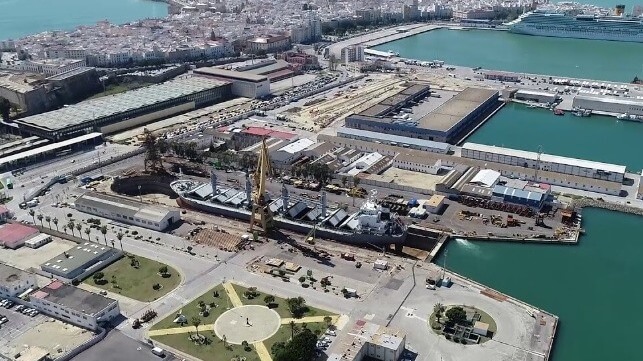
55, 327, 107, 361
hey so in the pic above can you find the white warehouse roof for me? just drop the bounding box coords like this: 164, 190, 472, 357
337, 126, 451, 152
278, 138, 315, 154
470, 169, 500, 188
462, 143, 626, 175
574, 94, 643, 106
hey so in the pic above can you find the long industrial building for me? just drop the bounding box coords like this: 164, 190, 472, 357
193, 67, 271, 98
345, 86, 499, 144
336, 126, 452, 154
13, 76, 231, 140
460, 143, 626, 183
319, 134, 623, 195
572, 94, 643, 116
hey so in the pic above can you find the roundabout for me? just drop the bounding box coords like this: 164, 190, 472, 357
214, 305, 281, 344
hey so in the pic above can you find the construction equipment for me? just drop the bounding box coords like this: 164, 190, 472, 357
249, 138, 274, 234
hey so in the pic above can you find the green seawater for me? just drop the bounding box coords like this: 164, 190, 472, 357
374, 28, 643, 82
0, 0, 168, 40
466, 103, 643, 172
435, 208, 643, 361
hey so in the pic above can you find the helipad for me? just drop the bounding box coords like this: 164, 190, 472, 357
213, 305, 281, 344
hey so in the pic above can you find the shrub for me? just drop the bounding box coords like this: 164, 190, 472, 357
445, 334, 451, 340
298, 276, 306, 283
152, 283, 161, 290
131, 230, 138, 235
461, 338, 467, 344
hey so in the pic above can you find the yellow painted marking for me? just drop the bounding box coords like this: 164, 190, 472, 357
223, 282, 243, 307
254, 342, 272, 361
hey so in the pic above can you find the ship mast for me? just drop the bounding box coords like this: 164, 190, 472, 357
249, 138, 273, 234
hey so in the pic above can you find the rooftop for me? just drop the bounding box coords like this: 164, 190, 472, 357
0, 262, 32, 285
31, 280, 115, 316
0, 133, 102, 167
337, 126, 451, 151
75, 191, 177, 223
194, 67, 268, 82
41, 242, 115, 274
418, 88, 498, 132
574, 94, 643, 106
277, 138, 315, 154
15, 76, 229, 132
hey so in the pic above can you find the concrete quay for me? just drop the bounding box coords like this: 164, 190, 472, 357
362, 24, 442, 47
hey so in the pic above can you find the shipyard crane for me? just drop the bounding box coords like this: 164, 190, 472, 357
249, 138, 273, 234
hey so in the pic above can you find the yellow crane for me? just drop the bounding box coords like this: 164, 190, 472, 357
249, 138, 273, 234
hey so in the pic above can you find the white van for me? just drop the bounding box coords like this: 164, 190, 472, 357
151, 347, 165, 357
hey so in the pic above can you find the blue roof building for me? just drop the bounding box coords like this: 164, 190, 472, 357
491, 185, 546, 210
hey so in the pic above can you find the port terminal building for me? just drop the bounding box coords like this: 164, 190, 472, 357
13, 76, 231, 140
344, 86, 499, 144
336, 126, 452, 154
460, 143, 625, 183
193, 67, 271, 98
572, 94, 643, 116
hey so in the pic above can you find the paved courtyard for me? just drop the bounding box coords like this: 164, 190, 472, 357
214, 305, 281, 344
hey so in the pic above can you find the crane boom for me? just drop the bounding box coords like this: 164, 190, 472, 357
249, 138, 273, 233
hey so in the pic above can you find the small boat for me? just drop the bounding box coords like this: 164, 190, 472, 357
553, 109, 565, 116
617, 113, 628, 120
528, 104, 537, 108
572, 109, 591, 117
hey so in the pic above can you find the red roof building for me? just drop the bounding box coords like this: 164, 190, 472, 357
0, 223, 39, 249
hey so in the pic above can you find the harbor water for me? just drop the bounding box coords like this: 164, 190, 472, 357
374, 28, 643, 82
435, 208, 643, 361
0, 0, 168, 40
466, 102, 643, 172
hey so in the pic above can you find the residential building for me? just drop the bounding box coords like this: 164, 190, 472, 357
247, 35, 291, 54
0, 263, 36, 299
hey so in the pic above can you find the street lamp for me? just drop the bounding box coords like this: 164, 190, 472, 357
138, 185, 142, 202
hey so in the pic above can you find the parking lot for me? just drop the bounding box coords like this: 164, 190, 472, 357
0, 303, 48, 355
71, 330, 176, 361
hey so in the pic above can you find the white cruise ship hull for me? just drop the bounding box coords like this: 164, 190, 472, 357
510, 25, 643, 43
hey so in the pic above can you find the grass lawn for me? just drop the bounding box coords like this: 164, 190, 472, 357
84, 254, 180, 302
429, 305, 498, 344
151, 284, 229, 331
152, 330, 260, 361
232, 284, 334, 319
263, 322, 328, 356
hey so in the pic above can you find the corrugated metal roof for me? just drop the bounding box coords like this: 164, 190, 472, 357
337, 127, 450, 152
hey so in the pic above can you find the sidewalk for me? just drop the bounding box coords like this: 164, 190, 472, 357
223, 282, 243, 307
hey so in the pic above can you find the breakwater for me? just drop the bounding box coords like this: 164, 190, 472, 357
573, 198, 643, 216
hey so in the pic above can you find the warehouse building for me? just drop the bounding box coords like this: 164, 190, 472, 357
491, 185, 547, 210
41, 242, 123, 280
514, 89, 558, 104
336, 126, 452, 154
0, 223, 39, 249
13, 76, 231, 140
193, 67, 271, 98
30, 280, 120, 331
345, 87, 499, 144
0, 263, 37, 299
74, 192, 181, 231
461, 143, 625, 183
572, 95, 643, 116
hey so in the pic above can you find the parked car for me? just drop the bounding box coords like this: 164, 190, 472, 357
0, 316, 8, 324
4, 301, 14, 308
14, 305, 24, 312
325, 330, 337, 336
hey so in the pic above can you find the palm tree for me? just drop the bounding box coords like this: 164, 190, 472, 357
84, 228, 90, 240
434, 303, 444, 324
53, 217, 59, 231
28, 209, 35, 224
68, 221, 75, 236
76, 224, 82, 238
100, 225, 108, 245
116, 232, 124, 251
36, 213, 43, 226
45, 215, 51, 229
62, 225, 67, 234
191, 317, 202, 336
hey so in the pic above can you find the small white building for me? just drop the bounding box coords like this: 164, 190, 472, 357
374, 259, 388, 270
328, 320, 405, 361
424, 195, 445, 214
0, 263, 37, 299
75, 192, 180, 231
30, 280, 120, 331
573, 94, 643, 116
473, 321, 490, 336
24, 233, 52, 249
514, 89, 558, 104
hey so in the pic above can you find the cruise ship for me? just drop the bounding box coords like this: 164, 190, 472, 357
507, 6, 643, 42
170, 174, 408, 245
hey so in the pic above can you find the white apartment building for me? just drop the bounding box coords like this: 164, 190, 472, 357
30, 280, 120, 331
341, 45, 365, 64
0, 263, 36, 299
19, 58, 86, 76
247, 35, 291, 54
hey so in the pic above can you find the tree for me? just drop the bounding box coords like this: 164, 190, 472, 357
84, 227, 91, 240
341, 176, 348, 187
143, 129, 162, 172
36, 213, 43, 227
62, 225, 68, 234
93, 272, 105, 284
445, 306, 467, 325
68, 220, 75, 236
76, 223, 82, 238
28, 209, 35, 224
45, 215, 51, 229
159, 265, 169, 276
289, 320, 299, 340
323, 315, 333, 328
53, 217, 59, 231
100, 225, 108, 245
187, 245, 193, 253
0, 97, 10, 121
191, 316, 201, 336
286, 296, 307, 318
273, 328, 317, 361
116, 232, 124, 250
434, 303, 444, 324
264, 295, 275, 306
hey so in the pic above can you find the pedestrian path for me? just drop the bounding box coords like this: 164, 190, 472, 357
254, 341, 272, 361
223, 282, 244, 307
280, 315, 338, 325
148, 325, 198, 336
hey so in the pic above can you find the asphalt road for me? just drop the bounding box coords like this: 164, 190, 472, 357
71, 329, 175, 361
